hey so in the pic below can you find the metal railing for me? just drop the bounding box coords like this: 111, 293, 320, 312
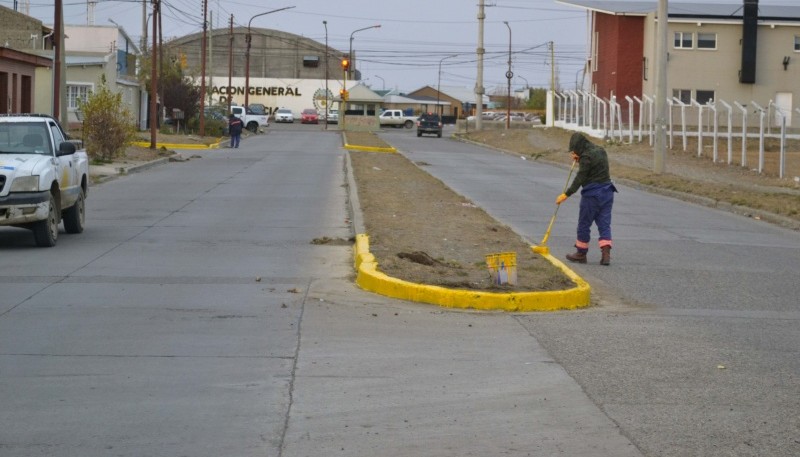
551, 90, 800, 179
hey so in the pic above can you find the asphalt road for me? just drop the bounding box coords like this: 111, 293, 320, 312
1, 123, 797, 456
380, 125, 800, 457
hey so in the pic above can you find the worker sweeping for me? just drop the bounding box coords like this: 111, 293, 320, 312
556, 132, 618, 266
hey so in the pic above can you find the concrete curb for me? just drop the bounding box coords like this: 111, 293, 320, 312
121, 157, 173, 174
344, 144, 397, 153
130, 139, 223, 150
353, 234, 591, 312
342, 134, 592, 312
341, 131, 398, 153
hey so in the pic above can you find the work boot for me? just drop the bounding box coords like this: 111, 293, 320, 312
600, 246, 611, 266
566, 251, 587, 264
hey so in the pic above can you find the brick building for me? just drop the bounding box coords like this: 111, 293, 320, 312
558, 1, 800, 125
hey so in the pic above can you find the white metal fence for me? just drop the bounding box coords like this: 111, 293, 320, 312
552, 91, 800, 179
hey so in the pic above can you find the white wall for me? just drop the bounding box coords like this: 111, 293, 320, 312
200, 77, 357, 117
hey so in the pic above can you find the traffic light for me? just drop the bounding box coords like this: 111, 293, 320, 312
341, 58, 349, 71
339, 89, 349, 101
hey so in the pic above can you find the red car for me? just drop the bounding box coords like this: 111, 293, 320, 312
301, 109, 319, 124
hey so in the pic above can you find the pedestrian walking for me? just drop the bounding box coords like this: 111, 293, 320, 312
228, 114, 243, 148
556, 132, 618, 265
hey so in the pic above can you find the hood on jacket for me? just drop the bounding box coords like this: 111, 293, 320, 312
568, 132, 591, 156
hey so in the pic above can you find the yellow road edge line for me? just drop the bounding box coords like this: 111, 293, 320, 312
354, 234, 591, 312
344, 144, 397, 153
130, 140, 223, 149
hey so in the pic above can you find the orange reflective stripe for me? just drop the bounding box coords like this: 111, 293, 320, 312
598, 239, 613, 248
575, 240, 589, 249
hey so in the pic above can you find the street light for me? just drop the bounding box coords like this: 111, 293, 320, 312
374, 74, 385, 90
348, 24, 380, 79
437, 54, 458, 117
245, 6, 295, 108
323, 20, 328, 130
503, 21, 512, 130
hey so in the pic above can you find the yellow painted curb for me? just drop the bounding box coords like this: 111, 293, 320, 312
344, 144, 397, 153
131, 140, 222, 150
354, 234, 591, 312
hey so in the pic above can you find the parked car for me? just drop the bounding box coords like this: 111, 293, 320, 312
231, 105, 269, 132
274, 108, 294, 123
247, 104, 266, 115
300, 108, 319, 124
325, 109, 339, 124
378, 109, 416, 129
417, 113, 443, 138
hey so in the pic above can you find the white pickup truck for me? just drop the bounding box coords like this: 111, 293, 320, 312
378, 109, 417, 129
0, 114, 88, 247
231, 105, 269, 132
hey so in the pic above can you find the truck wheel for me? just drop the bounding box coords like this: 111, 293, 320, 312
33, 194, 58, 247
247, 122, 258, 133
404, 120, 413, 129
63, 188, 85, 234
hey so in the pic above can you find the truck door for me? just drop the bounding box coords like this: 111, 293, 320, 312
48, 120, 76, 206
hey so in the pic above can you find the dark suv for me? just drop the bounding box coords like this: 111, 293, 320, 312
417, 113, 443, 138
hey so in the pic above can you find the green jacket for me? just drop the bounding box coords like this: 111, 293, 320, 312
565, 133, 611, 196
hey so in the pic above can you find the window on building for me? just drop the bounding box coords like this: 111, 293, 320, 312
697, 33, 717, 49
795, 35, 800, 51
696, 90, 715, 104
66, 84, 92, 110
673, 89, 691, 104
674, 32, 693, 49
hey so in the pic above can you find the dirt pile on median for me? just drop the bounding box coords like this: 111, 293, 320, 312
348, 138, 572, 292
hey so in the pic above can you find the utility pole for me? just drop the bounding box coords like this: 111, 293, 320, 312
653, 0, 668, 173
504, 21, 512, 130
323, 20, 328, 131
142, 0, 147, 51
53, 0, 64, 122
227, 14, 233, 114
475, 0, 485, 131
208, 10, 213, 105
199, 0, 208, 136
550, 41, 555, 93
149, 0, 159, 148
158, 4, 163, 125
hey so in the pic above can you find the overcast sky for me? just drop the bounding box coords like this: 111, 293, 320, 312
6, 0, 798, 94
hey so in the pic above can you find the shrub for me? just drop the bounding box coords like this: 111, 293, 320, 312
77, 76, 136, 161
186, 116, 227, 137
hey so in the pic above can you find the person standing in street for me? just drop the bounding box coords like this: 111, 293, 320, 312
228, 114, 243, 148
556, 132, 618, 265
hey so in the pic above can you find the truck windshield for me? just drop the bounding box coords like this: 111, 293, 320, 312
0, 123, 52, 155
